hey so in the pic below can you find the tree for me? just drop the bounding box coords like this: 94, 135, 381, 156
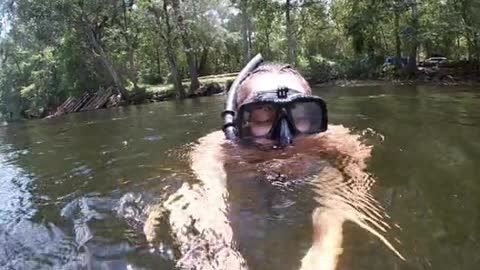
67, 0, 131, 100
171, 0, 200, 94
144, 0, 186, 98
455, 0, 480, 61
393, 0, 403, 70
240, 0, 252, 63
405, 0, 419, 75
120, 0, 141, 89
251, 0, 278, 59
286, 0, 295, 63
3, 0, 480, 119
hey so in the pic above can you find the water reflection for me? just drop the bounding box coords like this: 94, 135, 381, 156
326, 85, 480, 270
0, 129, 39, 248
0, 86, 479, 269
0, 130, 79, 269
0, 144, 35, 225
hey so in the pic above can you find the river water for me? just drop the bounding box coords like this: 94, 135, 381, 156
1, 85, 479, 270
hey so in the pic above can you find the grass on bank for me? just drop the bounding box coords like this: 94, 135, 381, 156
142, 73, 238, 94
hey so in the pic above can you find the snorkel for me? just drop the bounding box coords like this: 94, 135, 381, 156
222, 54, 264, 140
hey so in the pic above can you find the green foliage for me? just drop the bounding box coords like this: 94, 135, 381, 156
1, 0, 480, 120
298, 55, 339, 82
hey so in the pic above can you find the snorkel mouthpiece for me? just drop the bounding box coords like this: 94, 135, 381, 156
279, 118, 293, 146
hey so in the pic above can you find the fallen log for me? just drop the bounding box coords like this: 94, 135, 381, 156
72, 92, 91, 112
80, 91, 100, 112
80, 88, 114, 111
57, 97, 76, 112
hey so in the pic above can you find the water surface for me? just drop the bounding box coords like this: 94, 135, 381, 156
1, 85, 479, 269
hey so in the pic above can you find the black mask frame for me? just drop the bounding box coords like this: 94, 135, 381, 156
222, 54, 329, 142
236, 88, 328, 141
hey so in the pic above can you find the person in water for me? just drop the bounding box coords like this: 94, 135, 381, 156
144, 55, 404, 270
222, 61, 327, 147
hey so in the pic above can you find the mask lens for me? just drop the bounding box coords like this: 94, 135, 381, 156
289, 101, 325, 133
241, 104, 277, 137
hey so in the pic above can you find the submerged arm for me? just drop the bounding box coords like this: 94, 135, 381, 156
160, 131, 248, 270
299, 125, 404, 270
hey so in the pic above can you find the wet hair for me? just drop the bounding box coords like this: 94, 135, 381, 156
236, 63, 312, 106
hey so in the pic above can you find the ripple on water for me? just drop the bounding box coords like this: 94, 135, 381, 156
0, 149, 36, 224
143, 135, 163, 142
70, 165, 93, 177
0, 220, 81, 269
58, 191, 178, 267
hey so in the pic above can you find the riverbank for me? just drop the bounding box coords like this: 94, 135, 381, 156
142, 73, 238, 94
44, 74, 236, 118
42, 74, 480, 119
146, 74, 480, 100
313, 77, 480, 88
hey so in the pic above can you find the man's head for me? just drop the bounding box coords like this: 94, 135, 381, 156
234, 64, 327, 147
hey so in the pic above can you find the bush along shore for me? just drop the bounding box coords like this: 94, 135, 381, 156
300, 56, 480, 86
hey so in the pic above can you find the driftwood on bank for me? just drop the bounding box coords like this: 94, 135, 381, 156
72, 92, 92, 112
55, 97, 76, 113
47, 81, 231, 118
48, 88, 116, 118
80, 88, 114, 111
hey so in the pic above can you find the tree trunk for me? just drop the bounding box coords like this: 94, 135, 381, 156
266, 31, 271, 59
162, 0, 185, 99
241, 0, 251, 63
171, 0, 200, 95
149, 1, 186, 98
122, 0, 138, 89
128, 47, 138, 88
198, 47, 209, 76
165, 44, 184, 99
459, 0, 479, 62
155, 46, 162, 78
406, 0, 418, 76
394, 7, 402, 69
85, 27, 130, 100
248, 20, 253, 56
286, 0, 295, 64
475, 33, 480, 62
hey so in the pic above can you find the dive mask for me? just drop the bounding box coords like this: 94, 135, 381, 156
222, 54, 328, 145
236, 88, 328, 144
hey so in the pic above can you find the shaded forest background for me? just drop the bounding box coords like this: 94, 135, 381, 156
1, 0, 479, 119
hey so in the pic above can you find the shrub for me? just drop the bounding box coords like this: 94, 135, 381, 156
297, 55, 340, 83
